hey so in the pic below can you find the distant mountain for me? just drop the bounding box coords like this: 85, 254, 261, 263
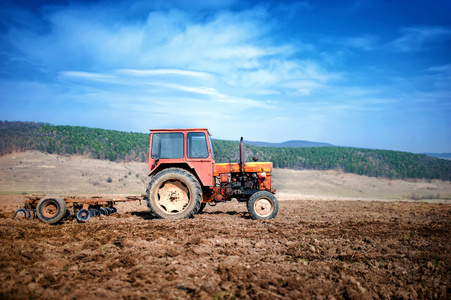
423, 153, 451, 160
244, 140, 334, 148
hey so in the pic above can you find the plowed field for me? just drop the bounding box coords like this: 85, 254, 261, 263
1, 195, 450, 299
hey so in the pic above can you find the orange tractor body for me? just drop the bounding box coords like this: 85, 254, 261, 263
146, 128, 278, 219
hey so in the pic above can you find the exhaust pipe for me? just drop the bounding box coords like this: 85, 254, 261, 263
240, 137, 245, 174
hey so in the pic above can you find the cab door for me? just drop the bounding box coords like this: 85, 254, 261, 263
186, 131, 214, 186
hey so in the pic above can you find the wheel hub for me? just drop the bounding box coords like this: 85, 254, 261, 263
158, 181, 189, 213
254, 198, 273, 217
169, 191, 179, 200
43, 202, 58, 218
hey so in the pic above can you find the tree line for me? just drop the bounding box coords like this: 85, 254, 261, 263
1, 121, 450, 180
0, 121, 148, 162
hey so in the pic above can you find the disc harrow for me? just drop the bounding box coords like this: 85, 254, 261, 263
15, 194, 144, 224
14, 208, 36, 220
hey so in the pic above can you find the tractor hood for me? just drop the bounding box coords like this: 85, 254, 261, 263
213, 162, 273, 176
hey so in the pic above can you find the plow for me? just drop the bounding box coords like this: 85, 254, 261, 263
15, 194, 141, 224
14, 128, 279, 224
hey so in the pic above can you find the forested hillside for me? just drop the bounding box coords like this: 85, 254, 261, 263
0, 121, 148, 162
244, 140, 333, 148
1, 121, 450, 180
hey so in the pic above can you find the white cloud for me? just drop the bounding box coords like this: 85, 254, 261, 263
60, 71, 115, 80
427, 64, 451, 73
321, 26, 451, 54
390, 26, 451, 52
157, 83, 221, 96
10, 4, 315, 90
6, 2, 339, 109
322, 34, 379, 51
281, 79, 323, 95
117, 68, 212, 78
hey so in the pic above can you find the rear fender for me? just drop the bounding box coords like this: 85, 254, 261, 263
148, 163, 204, 187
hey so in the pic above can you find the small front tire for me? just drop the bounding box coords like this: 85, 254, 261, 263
247, 191, 278, 220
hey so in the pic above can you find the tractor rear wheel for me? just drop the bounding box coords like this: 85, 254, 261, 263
247, 191, 278, 220
146, 168, 202, 219
36, 195, 67, 224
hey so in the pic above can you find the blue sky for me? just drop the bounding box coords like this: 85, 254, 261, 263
1, 0, 450, 153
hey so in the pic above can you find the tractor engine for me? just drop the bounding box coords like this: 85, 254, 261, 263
215, 172, 258, 195
210, 138, 274, 202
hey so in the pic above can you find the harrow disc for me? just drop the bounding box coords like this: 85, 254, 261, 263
100, 207, 109, 216
77, 209, 91, 222
89, 208, 97, 217
106, 207, 117, 214
14, 208, 30, 219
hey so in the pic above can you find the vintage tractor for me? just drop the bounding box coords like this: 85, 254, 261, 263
145, 128, 279, 220
15, 128, 278, 224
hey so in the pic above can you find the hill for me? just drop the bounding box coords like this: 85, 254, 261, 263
422, 153, 451, 160
1, 121, 451, 180
1, 151, 450, 200
244, 140, 334, 148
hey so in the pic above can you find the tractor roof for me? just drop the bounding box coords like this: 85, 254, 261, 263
149, 128, 208, 132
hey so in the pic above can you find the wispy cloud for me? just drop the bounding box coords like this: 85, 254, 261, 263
281, 79, 324, 96
390, 26, 451, 52
118, 69, 212, 78
60, 71, 115, 81
156, 83, 220, 96
321, 34, 379, 51
321, 26, 451, 54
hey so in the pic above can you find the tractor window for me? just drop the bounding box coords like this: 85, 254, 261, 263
208, 134, 215, 160
151, 133, 184, 159
187, 132, 209, 158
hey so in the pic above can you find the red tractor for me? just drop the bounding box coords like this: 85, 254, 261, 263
16, 128, 278, 224
145, 128, 279, 220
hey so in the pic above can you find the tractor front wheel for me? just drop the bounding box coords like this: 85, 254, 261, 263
146, 168, 202, 219
247, 191, 278, 220
36, 195, 67, 224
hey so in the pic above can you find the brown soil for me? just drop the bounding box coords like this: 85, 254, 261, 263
1, 151, 450, 298
1, 195, 450, 299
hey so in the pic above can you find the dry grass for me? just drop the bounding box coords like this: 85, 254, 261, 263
273, 169, 451, 202
0, 151, 150, 195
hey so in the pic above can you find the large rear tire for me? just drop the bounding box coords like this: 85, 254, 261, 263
247, 191, 278, 220
146, 168, 202, 219
36, 195, 67, 225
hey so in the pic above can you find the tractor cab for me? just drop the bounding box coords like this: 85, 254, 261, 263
148, 128, 215, 187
